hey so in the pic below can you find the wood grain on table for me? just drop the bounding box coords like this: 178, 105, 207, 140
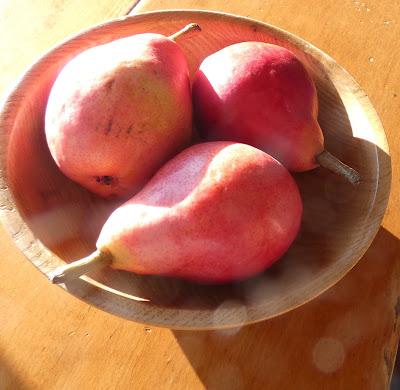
0, 1, 399, 389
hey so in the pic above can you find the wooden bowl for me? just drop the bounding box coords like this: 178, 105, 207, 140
0, 10, 390, 329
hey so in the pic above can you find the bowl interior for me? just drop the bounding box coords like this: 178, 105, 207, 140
0, 10, 390, 329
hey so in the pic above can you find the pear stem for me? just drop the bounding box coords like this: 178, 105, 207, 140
316, 149, 361, 185
49, 249, 113, 284
168, 23, 201, 42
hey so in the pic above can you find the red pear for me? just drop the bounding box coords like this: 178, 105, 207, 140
45, 24, 200, 199
50, 142, 303, 284
192, 42, 360, 184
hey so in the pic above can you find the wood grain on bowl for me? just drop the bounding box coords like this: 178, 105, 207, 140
0, 10, 390, 329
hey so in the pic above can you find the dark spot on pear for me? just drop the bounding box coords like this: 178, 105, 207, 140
95, 176, 116, 186
105, 119, 113, 134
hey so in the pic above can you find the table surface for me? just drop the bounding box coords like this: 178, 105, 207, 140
1, 1, 399, 389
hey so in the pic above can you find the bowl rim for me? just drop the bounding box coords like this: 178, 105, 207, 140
0, 9, 391, 330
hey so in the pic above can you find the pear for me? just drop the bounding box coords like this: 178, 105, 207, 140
192, 42, 360, 184
50, 142, 303, 284
45, 23, 200, 198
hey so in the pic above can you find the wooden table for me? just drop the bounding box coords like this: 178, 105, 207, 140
0, 1, 399, 389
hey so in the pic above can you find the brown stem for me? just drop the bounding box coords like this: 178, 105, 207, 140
168, 23, 201, 42
49, 249, 112, 284
316, 150, 361, 185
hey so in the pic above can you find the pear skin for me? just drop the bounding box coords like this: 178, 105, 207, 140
96, 142, 303, 283
46, 26, 197, 198
193, 42, 360, 184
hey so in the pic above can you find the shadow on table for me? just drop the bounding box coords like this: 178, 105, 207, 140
0, 351, 32, 390
173, 227, 400, 389
391, 347, 400, 389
